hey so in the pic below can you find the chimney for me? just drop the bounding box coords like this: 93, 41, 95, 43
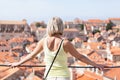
67, 24, 70, 29
84, 25, 87, 35
114, 76, 117, 80
22, 19, 27, 24
101, 71, 104, 76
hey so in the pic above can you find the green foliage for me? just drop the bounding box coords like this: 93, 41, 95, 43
106, 21, 114, 31
68, 38, 74, 41
92, 29, 100, 35
35, 22, 41, 28
77, 24, 84, 30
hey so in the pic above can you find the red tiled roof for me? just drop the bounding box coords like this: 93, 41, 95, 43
0, 20, 27, 25
0, 40, 8, 45
83, 42, 104, 50
74, 60, 103, 80
9, 37, 33, 43
83, 71, 103, 80
26, 37, 34, 42
111, 47, 120, 55
87, 19, 104, 23
8, 38, 24, 43
104, 68, 120, 79
108, 18, 120, 20
77, 74, 96, 80
0, 67, 20, 79
12, 46, 22, 50
77, 48, 92, 55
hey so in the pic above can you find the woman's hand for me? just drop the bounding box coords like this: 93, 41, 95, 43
8, 62, 21, 68
94, 64, 104, 71
94, 64, 109, 71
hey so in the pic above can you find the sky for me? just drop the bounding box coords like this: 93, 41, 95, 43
0, 0, 120, 24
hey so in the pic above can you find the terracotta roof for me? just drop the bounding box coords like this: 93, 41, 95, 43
74, 60, 103, 80
83, 42, 104, 50
12, 46, 22, 50
104, 68, 120, 79
0, 20, 27, 25
112, 26, 120, 28
0, 41, 8, 46
26, 37, 34, 42
77, 48, 92, 55
0, 67, 20, 79
84, 71, 103, 80
8, 38, 24, 43
9, 37, 33, 43
77, 74, 96, 80
87, 19, 104, 23
108, 18, 120, 20
104, 20, 110, 23
1, 26, 120, 79
111, 47, 120, 55
64, 28, 79, 32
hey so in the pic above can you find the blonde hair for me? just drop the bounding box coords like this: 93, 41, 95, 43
46, 17, 64, 36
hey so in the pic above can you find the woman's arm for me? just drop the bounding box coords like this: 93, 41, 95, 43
64, 39, 104, 70
10, 38, 44, 66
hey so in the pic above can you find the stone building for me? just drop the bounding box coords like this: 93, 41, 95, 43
109, 18, 120, 26
0, 20, 31, 41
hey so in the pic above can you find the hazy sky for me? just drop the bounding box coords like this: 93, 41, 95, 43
0, 0, 120, 24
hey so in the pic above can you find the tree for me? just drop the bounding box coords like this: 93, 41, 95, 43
106, 21, 114, 31
35, 22, 47, 28
76, 24, 84, 31
35, 22, 41, 28
92, 29, 100, 35
79, 24, 84, 30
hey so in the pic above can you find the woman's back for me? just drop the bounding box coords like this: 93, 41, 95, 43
43, 36, 70, 77
46, 36, 62, 52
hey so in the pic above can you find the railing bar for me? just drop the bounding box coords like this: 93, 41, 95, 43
0, 64, 120, 68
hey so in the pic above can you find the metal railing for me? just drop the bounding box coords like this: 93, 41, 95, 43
0, 64, 120, 68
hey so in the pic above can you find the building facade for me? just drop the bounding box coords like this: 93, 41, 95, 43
0, 20, 31, 40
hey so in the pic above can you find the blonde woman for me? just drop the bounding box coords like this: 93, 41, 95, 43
10, 17, 105, 80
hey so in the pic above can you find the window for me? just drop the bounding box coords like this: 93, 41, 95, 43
5, 50, 9, 52
1, 35, 5, 37
6, 25, 14, 33
1, 24, 6, 32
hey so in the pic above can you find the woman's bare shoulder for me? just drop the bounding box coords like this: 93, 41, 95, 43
63, 38, 72, 45
63, 39, 74, 52
37, 38, 46, 45
63, 38, 69, 44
